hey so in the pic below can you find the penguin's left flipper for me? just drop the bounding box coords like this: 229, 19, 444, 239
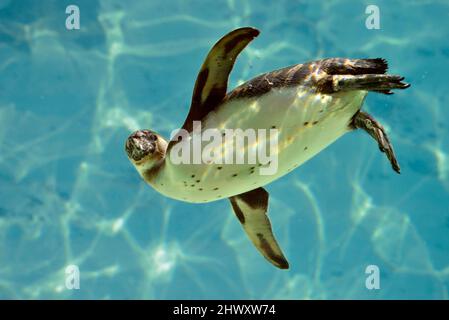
229, 187, 289, 269
351, 111, 401, 174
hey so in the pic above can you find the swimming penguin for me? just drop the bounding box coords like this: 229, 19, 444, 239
125, 27, 410, 269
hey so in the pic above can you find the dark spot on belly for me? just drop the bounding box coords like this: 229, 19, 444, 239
217, 195, 222, 198
312, 121, 318, 125
232, 173, 238, 177
304, 121, 309, 126
217, 166, 223, 170
271, 125, 276, 129
304, 146, 308, 150
191, 184, 195, 187
199, 188, 203, 191
196, 180, 200, 183
213, 187, 219, 190
319, 109, 324, 113
191, 174, 195, 178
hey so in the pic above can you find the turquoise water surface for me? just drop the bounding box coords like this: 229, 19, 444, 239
1, 0, 449, 299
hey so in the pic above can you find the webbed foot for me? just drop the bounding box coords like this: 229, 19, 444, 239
351, 111, 401, 174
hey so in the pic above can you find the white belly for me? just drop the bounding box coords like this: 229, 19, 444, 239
154, 86, 366, 203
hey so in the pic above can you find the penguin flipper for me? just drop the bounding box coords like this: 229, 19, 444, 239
177, 27, 260, 133
229, 187, 289, 269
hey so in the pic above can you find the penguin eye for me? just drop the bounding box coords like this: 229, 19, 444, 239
149, 134, 157, 141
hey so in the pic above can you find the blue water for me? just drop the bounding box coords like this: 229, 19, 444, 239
1, 0, 448, 299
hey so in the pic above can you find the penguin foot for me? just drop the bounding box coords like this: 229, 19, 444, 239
331, 74, 410, 94
351, 111, 401, 174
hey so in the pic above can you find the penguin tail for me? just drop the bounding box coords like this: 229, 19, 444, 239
322, 58, 389, 76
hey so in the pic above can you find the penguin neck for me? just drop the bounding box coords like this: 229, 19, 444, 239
141, 138, 168, 183
142, 158, 166, 183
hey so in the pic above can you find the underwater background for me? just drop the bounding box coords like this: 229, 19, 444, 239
1, 0, 448, 299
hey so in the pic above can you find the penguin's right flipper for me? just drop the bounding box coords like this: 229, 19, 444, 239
229, 187, 289, 269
